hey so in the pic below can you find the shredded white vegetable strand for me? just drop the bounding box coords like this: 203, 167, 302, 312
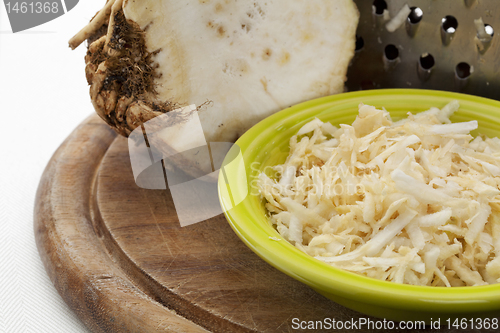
259, 101, 500, 286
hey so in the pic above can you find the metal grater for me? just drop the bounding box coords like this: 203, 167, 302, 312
347, 0, 500, 100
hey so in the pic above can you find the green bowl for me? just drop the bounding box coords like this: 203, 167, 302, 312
218, 89, 500, 322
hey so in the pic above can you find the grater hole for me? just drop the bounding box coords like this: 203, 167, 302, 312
372, 0, 387, 15
456, 62, 471, 79
419, 53, 435, 70
408, 7, 423, 24
384, 44, 399, 61
485, 24, 494, 37
442, 16, 458, 34
355, 35, 364, 51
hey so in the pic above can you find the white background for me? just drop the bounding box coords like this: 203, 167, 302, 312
0, 2, 104, 332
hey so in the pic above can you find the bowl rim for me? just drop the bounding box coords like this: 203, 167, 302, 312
219, 88, 500, 311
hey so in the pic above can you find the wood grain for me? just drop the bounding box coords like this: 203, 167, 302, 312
35, 115, 442, 333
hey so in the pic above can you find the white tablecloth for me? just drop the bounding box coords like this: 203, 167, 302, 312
0, 3, 103, 332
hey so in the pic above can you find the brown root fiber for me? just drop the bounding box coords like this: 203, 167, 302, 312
84, 9, 178, 137
104, 11, 156, 98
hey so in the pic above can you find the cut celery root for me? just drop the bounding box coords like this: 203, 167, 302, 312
70, 0, 359, 142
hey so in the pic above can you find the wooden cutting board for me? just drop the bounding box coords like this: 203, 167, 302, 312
35, 115, 438, 333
